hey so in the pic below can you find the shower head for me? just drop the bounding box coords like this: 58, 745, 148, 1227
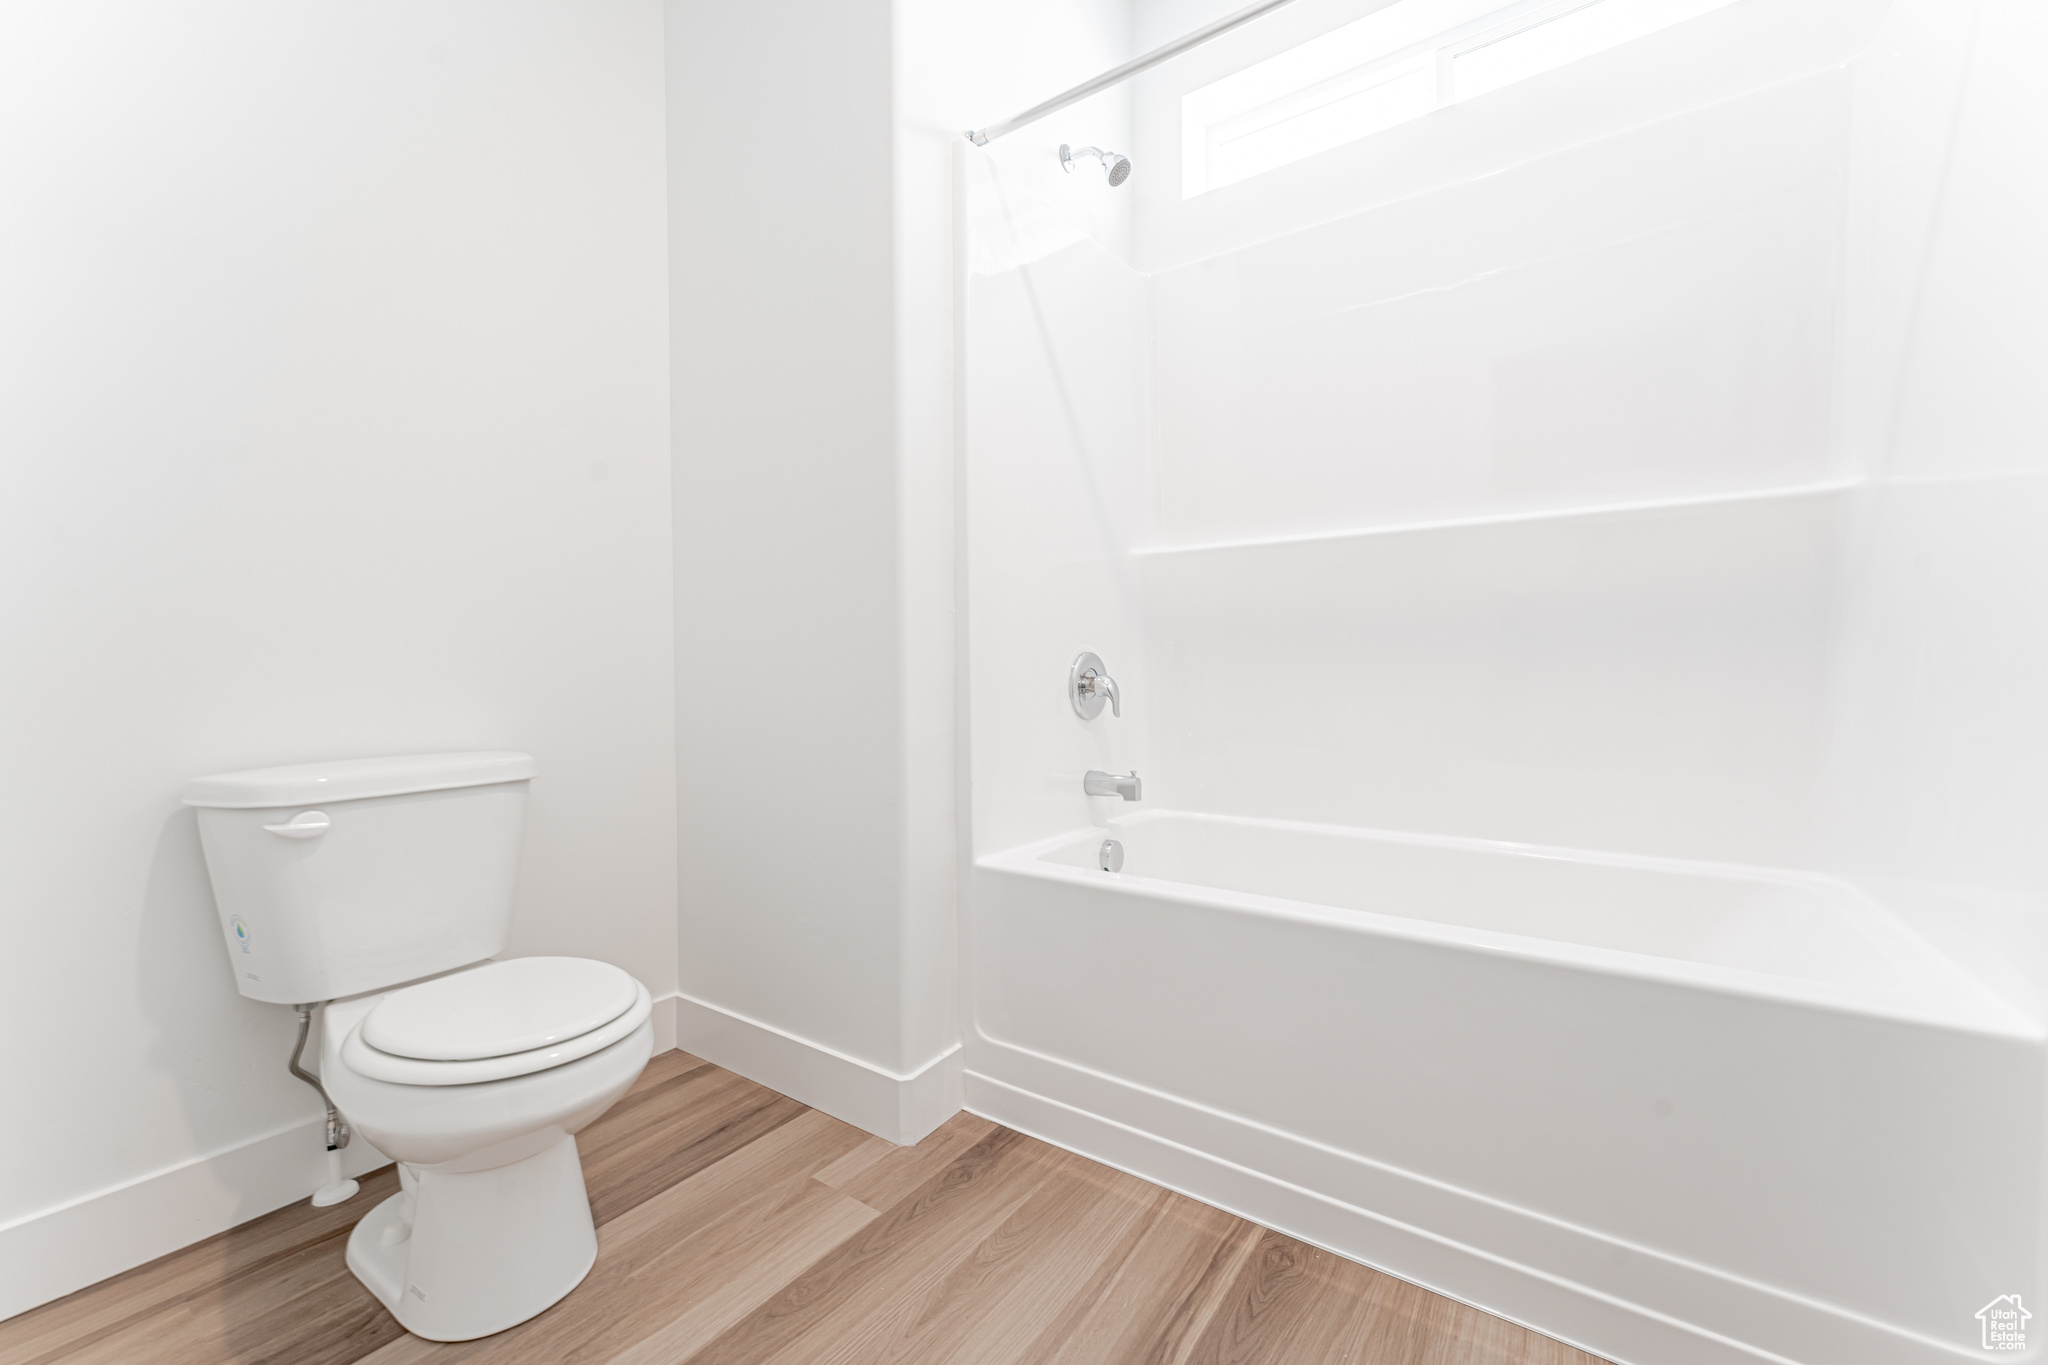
1060, 143, 1132, 187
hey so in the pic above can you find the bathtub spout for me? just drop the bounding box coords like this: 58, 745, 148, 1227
1084, 770, 1142, 802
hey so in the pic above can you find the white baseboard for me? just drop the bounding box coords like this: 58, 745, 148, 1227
965, 1039, 1977, 1365
0, 993, 691, 1325
651, 988, 678, 1055
0, 1118, 392, 1323
670, 990, 963, 1145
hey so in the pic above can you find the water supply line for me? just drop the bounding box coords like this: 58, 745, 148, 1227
290, 1003, 361, 1207
966, 0, 1305, 147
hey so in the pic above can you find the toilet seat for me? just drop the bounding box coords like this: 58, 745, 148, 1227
364, 956, 639, 1060
342, 958, 653, 1086
323, 987, 654, 1161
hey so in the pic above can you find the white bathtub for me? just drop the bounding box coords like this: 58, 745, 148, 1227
966, 810, 2041, 1365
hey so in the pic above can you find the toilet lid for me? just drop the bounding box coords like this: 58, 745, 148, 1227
343, 979, 651, 1086
361, 957, 639, 1061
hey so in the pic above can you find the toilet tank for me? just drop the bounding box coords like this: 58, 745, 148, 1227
185, 752, 535, 1004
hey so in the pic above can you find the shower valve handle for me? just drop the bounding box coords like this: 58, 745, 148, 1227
1069, 651, 1122, 719
1080, 669, 1120, 717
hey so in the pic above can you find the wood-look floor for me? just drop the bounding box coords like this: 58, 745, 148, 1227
0, 1052, 1610, 1365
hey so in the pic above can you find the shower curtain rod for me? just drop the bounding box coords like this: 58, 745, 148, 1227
965, 0, 1304, 146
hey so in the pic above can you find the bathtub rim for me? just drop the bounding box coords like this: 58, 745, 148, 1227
977, 808, 2038, 1040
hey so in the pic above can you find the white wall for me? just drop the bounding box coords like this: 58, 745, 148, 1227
665, 0, 1132, 1142
0, 0, 676, 1319
667, 0, 931, 1137
667, 0, 978, 1143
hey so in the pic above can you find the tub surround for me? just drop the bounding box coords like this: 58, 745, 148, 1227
960, 2, 2048, 1361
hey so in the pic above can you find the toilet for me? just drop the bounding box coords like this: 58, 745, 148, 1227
184, 752, 652, 1342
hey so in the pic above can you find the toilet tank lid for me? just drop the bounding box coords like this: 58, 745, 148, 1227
183, 751, 535, 808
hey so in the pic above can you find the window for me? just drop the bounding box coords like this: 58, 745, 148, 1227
1182, 0, 1740, 196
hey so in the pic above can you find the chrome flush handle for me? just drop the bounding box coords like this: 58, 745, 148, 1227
1069, 651, 1122, 719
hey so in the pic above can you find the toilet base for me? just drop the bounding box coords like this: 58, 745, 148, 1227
347, 1128, 598, 1342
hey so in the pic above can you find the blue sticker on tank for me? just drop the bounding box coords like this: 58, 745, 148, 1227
230, 915, 252, 953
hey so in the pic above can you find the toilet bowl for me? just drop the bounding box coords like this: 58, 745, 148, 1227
320, 956, 654, 1341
